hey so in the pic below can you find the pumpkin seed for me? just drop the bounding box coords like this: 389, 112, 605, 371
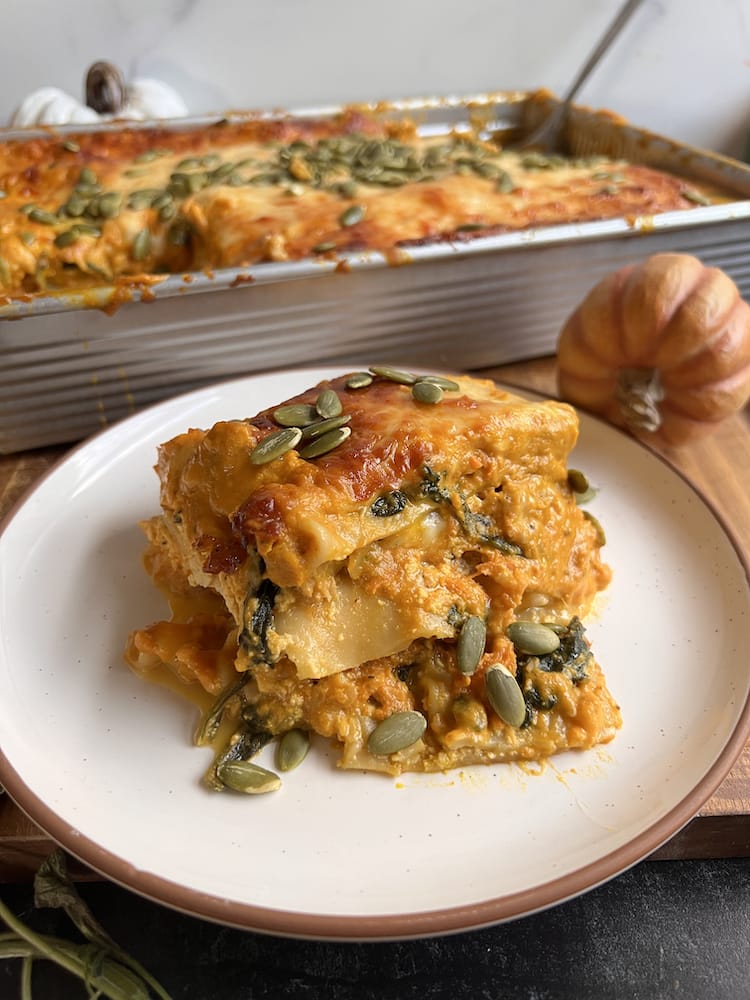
496, 171, 515, 193
250, 426, 303, 464
216, 760, 281, 794
369, 365, 418, 385
412, 380, 443, 404
78, 167, 98, 186
367, 711, 427, 755
346, 372, 373, 389
582, 510, 607, 546
315, 388, 342, 419
457, 616, 486, 675
151, 192, 173, 210
339, 203, 365, 227
123, 167, 151, 178
312, 241, 337, 253
27, 208, 58, 225
19, 232, 34, 245
176, 157, 202, 170
134, 150, 160, 163
96, 192, 121, 218
63, 194, 87, 217
683, 189, 712, 206
54, 229, 79, 248
485, 665, 526, 728
131, 228, 152, 261
299, 414, 352, 441
128, 189, 162, 210
276, 729, 310, 772
298, 425, 351, 459
73, 223, 102, 237
62, 140, 80, 152
159, 202, 177, 221
74, 182, 101, 197
418, 375, 460, 391
506, 621, 561, 656
19, 204, 37, 215
200, 154, 221, 167
210, 161, 235, 181
272, 403, 319, 427
567, 469, 589, 495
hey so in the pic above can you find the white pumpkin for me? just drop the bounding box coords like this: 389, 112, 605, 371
10, 62, 187, 126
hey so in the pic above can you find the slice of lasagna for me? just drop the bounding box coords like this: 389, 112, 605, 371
125, 369, 621, 789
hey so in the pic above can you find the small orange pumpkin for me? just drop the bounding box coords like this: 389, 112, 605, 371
556, 253, 750, 448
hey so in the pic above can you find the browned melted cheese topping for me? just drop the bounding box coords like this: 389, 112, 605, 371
125, 371, 622, 778
0, 108, 723, 301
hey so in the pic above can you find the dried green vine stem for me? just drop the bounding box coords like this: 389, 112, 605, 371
0, 850, 172, 1000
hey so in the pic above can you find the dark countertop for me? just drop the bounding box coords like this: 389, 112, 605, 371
1, 857, 748, 999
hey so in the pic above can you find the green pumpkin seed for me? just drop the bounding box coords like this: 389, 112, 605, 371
159, 202, 177, 221
346, 372, 373, 389
128, 189, 162, 210
412, 380, 443, 404
131, 228, 152, 261
78, 167, 97, 186
418, 375, 460, 391
134, 150, 160, 163
62, 140, 80, 152
496, 171, 515, 193
567, 469, 589, 495
506, 621, 561, 656
276, 729, 311, 772
73, 223, 102, 237
367, 711, 427, 755
216, 760, 281, 794
250, 426, 303, 464
19, 231, 34, 245
485, 665, 526, 728
300, 414, 352, 441
298, 425, 351, 459
369, 365, 418, 385
272, 403, 319, 427
339, 203, 365, 227
176, 157, 202, 170
315, 388, 342, 419
457, 616, 486, 676
582, 510, 607, 546
27, 208, 58, 225
210, 161, 235, 181
74, 182, 101, 197
54, 229, 79, 248
312, 241, 337, 253
63, 194, 87, 217
96, 192, 121, 218
151, 192, 173, 210
19, 204, 36, 215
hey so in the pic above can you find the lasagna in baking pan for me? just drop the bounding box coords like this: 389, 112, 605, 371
0, 107, 721, 300
125, 369, 621, 792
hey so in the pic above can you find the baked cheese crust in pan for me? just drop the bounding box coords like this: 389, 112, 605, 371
0, 109, 720, 300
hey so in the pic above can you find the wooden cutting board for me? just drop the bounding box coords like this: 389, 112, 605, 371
0, 356, 748, 880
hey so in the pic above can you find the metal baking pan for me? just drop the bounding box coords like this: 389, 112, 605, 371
2, 90, 750, 453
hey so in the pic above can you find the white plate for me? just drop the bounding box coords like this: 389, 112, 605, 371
1, 367, 749, 940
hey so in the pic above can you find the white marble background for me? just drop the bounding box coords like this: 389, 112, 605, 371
2, 0, 750, 157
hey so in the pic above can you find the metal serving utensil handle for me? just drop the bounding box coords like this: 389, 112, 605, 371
560, 0, 646, 105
